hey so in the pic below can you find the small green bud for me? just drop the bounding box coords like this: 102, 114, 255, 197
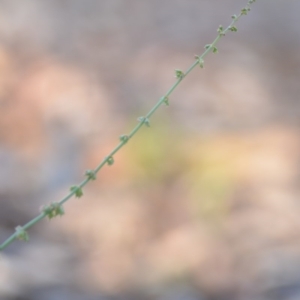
15, 226, 29, 242
137, 116, 150, 127
107, 156, 114, 166
217, 25, 225, 36
161, 96, 169, 106
43, 202, 64, 220
241, 8, 250, 15
70, 186, 83, 198
175, 69, 184, 79
85, 169, 96, 180
119, 135, 129, 143
212, 46, 218, 53
195, 55, 204, 68
229, 26, 238, 32
231, 14, 237, 20
205, 44, 211, 50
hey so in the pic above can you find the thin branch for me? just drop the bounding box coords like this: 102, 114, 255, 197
0, 0, 257, 251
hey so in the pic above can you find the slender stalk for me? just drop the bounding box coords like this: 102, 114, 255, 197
0, 0, 256, 252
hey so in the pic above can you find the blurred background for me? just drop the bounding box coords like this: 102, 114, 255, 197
0, 0, 300, 299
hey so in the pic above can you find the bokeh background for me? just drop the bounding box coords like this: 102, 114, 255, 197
1, 1, 300, 299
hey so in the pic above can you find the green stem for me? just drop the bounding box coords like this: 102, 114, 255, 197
0, 1, 256, 251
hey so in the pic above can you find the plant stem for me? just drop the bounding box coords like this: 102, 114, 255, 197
0, 0, 256, 251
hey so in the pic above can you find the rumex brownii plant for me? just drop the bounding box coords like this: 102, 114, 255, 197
0, 0, 257, 251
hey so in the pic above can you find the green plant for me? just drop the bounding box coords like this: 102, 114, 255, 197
0, 0, 257, 251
